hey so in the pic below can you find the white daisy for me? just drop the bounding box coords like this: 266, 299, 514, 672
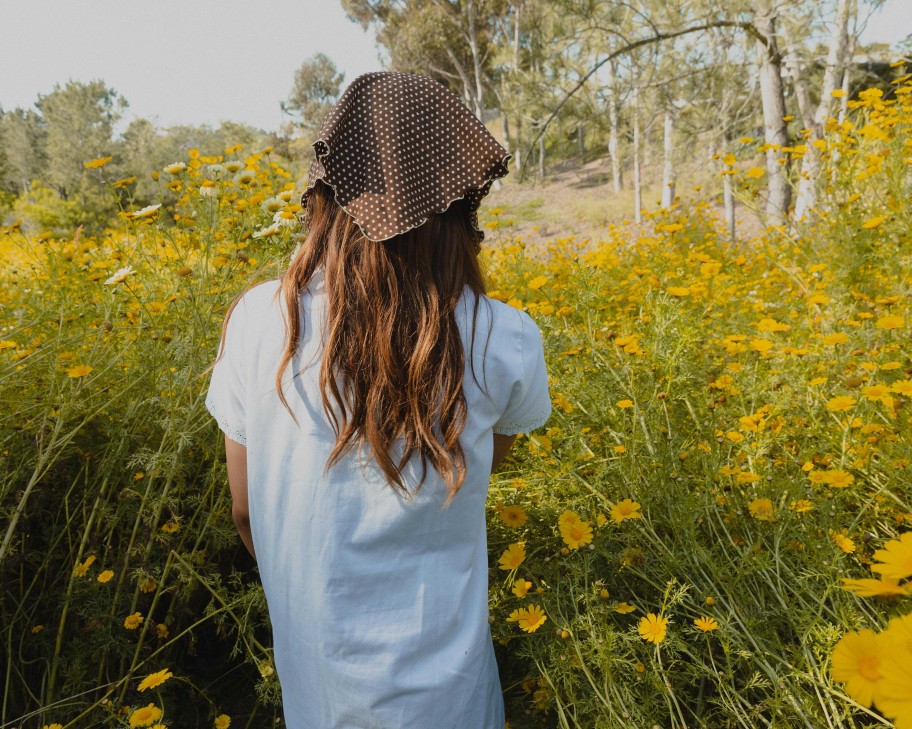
234, 169, 256, 186
200, 180, 218, 198
105, 265, 136, 286
252, 222, 280, 239
163, 162, 186, 175
260, 197, 283, 214
129, 204, 162, 219
273, 210, 298, 228
207, 163, 228, 179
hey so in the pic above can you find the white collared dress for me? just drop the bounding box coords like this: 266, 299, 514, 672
205, 266, 551, 729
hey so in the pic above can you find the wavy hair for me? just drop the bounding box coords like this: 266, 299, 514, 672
217, 179, 494, 505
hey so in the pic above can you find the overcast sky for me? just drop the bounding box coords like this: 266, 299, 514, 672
0, 0, 909, 134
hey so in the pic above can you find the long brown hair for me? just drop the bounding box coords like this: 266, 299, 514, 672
217, 179, 495, 505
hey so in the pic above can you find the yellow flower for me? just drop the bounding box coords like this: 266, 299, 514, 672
73, 555, 96, 576
876, 315, 905, 330
745, 166, 765, 179
871, 532, 912, 582
124, 612, 144, 630
214, 714, 231, 729
789, 499, 814, 513
129, 703, 163, 727
890, 379, 912, 396
610, 499, 641, 523
826, 396, 857, 412
614, 602, 636, 614
139, 577, 158, 593
666, 286, 691, 297
822, 333, 850, 345
498, 505, 528, 528
498, 542, 526, 571
840, 577, 911, 597
558, 510, 583, 528
506, 604, 547, 633
559, 518, 593, 550
808, 469, 854, 488
67, 364, 93, 378
97, 569, 114, 583
84, 156, 112, 169
830, 530, 856, 554
831, 629, 890, 708
694, 616, 719, 632
512, 578, 532, 597
616, 399, 634, 408
138, 668, 174, 692
638, 613, 668, 643
748, 498, 775, 521
163, 162, 186, 175
155, 623, 170, 639
861, 215, 885, 229
527, 276, 548, 290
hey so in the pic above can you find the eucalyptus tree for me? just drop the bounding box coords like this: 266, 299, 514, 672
341, 0, 511, 121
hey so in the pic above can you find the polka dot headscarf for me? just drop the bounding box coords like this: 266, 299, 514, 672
300, 71, 512, 243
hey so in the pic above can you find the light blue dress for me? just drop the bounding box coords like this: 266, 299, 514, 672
205, 265, 552, 729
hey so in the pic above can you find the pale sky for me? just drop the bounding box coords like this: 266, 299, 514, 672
0, 0, 909, 134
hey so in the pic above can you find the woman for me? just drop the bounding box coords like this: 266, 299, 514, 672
205, 71, 552, 729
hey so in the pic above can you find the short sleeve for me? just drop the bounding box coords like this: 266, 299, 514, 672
492, 312, 552, 435
205, 298, 249, 446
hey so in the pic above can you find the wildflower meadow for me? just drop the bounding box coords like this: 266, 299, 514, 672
1, 78, 911, 728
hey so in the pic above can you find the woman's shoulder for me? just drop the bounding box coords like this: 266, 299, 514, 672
461, 289, 539, 337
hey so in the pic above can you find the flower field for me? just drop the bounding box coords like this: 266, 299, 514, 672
1, 81, 910, 728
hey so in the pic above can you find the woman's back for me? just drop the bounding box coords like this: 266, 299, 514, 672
205, 264, 551, 728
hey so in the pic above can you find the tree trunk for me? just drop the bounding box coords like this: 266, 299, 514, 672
633, 87, 642, 224
794, 0, 851, 220
782, 19, 815, 130
754, 4, 792, 225
514, 115, 523, 173
607, 58, 622, 193
466, 0, 485, 121
577, 124, 585, 157
661, 104, 676, 208
538, 134, 545, 178
723, 172, 736, 243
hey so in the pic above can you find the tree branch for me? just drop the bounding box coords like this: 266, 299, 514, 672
516, 20, 769, 181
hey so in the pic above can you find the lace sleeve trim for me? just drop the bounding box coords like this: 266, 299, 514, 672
205, 392, 248, 446
492, 407, 552, 436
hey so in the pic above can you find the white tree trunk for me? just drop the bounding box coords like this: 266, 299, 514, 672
633, 87, 642, 224
661, 105, 676, 208
466, 0, 485, 121
755, 5, 792, 225
795, 0, 851, 219
538, 134, 545, 178
607, 58, 622, 193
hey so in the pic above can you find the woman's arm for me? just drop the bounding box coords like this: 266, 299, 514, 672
492, 433, 518, 472
225, 436, 256, 561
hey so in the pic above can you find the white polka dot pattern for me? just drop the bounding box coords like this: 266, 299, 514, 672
300, 71, 512, 243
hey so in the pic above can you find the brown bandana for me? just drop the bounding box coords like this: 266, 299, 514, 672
300, 71, 511, 243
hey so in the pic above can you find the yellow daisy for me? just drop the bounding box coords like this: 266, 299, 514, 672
498, 505, 528, 528
129, 703, 163, 728
610, 499, 641, 523
694, 616, 719, 632
506, 605, 548, 633
138, 668, 174, 692
498, 542, 526, 571
831, 629, 889, 708
559, 519, 593, 550
638, 613, 668, 644
871, 532, 912, 582
124, 612, 144, 630
214, 715, 231, 729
